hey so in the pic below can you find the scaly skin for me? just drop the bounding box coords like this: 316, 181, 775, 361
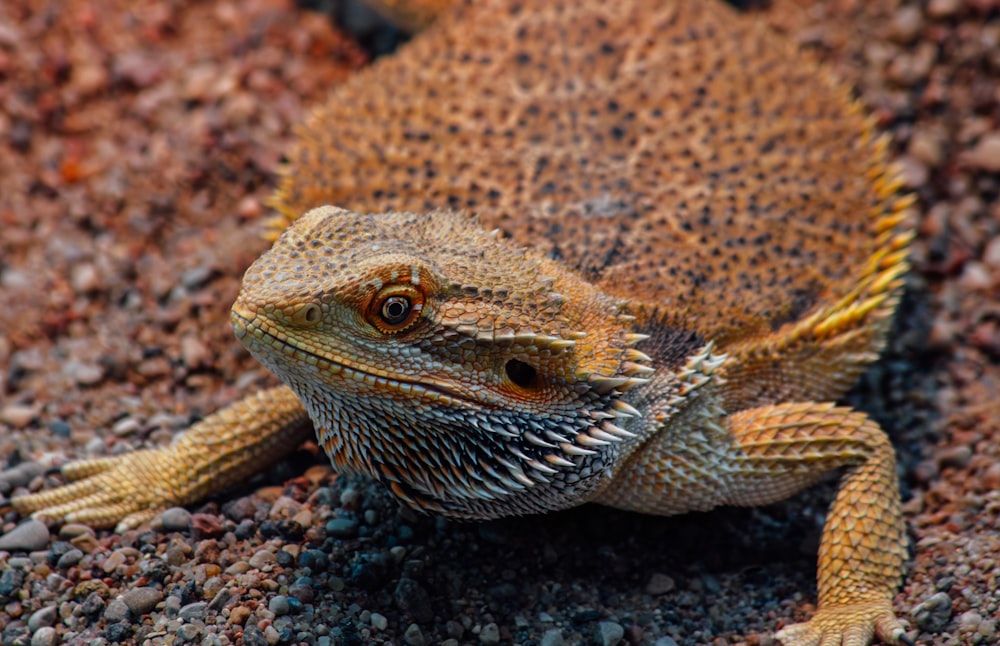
11, 1, 916, 644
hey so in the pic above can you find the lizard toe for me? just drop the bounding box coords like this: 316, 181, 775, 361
776, 600, 904, 646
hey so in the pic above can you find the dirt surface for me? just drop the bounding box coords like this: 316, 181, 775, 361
1, 0, 998, 645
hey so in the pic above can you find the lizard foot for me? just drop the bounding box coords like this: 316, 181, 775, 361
11, 450, 178, 531
775, 600, 911, 646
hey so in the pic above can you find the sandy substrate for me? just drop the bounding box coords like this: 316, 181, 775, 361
1, 0, 998, 644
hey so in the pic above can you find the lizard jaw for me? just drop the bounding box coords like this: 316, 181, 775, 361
231, 306, 471, 407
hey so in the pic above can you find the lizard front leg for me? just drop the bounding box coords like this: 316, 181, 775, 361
11, 386, 312, 532
596, 401, 908, 646
726, 403, 909, 646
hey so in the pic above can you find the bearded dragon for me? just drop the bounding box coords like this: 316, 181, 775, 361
11, 1, 916, 644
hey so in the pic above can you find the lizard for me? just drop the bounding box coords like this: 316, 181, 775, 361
9, 1, 918, 644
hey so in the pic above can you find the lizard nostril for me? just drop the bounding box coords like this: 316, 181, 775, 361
293, 303, 323, 326
505, 359, 538, 389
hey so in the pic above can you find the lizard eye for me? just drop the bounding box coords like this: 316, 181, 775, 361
367, 285, 424, 334
380, 296, 411, 324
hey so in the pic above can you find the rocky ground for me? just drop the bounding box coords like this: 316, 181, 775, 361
0, 0, 998, 644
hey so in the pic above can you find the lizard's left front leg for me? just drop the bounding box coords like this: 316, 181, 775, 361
597, 401, 909, 646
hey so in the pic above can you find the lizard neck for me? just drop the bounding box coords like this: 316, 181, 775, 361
233, 206, 662, 518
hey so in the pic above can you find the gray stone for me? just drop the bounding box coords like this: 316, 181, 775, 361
912, 591, 953, 633
0, 461, 45, 489
27, 606, 57, 631
207, 588, 233, 612
103, 598, 129, 623
176, 623, 202, 641
122, 586, 163, 616
403, 623, 426, 646
0, 520, 50, 552
325, 516, 359, 538
370, 612, 388, 631
596, 621, 624, 646
646, 572, 675, 595
540, 629, 564, 646
58, 523, 95, 541
30, 626, 58, 646
267, 595, 290, 616
0, 567, 26, 598
159, 507, 193, 532
248, 549, 275, 569
56, 548, 84, 569
178, 601, 208, 622
479, 622, 500, 645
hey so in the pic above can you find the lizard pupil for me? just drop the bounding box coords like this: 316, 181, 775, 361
380, 296, 411, 324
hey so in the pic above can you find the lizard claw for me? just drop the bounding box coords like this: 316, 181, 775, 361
11, 450, 178, 531
775, 600, 907, 646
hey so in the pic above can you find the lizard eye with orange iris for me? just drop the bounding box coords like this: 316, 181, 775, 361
368, 285, 424, 334
380, 296, 411, 325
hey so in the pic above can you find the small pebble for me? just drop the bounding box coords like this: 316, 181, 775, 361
248, 548, 276, 569
371, 612, 388, 631
403, 623, 426, 646
30, 626, 57, 646
540, 629, 564, 646
936, 445, 973, 470
962, 133, 1000, 172
103, 598, 129, 623
47, 420, 73, 438
888, 5, 923, 43
111, 416, 141, 436
178, 601, 208, 621
122, 587, 163, 616
0, 520, 51, 552
263, 625, 281, 645
268, 595, 290, 616
927, 0, 961, 18
229, 605, 252, 626
479, 622, 501, 645
64, 360, 104, 386
243, 625, 268, 646
646, 573, 675, 595
596, 621, 624, 646
56, 547, 84, 568
159, 507, 193, 532
912, 591, 953, 632
59, 523, 94, 541
176, 624, 202, 641
207, 588, 233, 612
27, 605, 57, 631
326, 516, 359, 538
0, 461, 45, 488
339, 488, 361, 509
0, 404, 39, 428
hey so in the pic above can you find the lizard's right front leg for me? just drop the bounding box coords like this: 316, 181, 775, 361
595, 401, 909, 646
11, 386, 312, 532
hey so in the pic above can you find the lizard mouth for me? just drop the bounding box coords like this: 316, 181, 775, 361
231, 307, 471, 406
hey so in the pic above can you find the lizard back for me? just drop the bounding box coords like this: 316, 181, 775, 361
273, 0, 904, 348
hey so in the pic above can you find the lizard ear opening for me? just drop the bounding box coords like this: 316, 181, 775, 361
505, 359, 538, 389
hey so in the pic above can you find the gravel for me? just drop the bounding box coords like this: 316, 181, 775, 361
0, 520, 51, 552
1, 0, 998, 645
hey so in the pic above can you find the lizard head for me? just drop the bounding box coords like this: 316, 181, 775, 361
232, 206, 654, 518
